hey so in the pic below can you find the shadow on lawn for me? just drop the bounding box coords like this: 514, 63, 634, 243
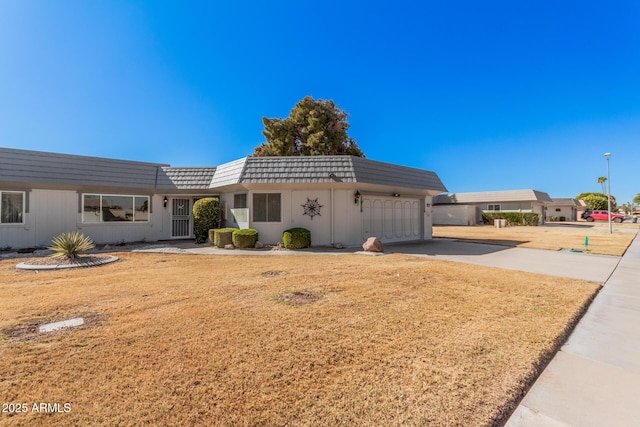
447, 237, 530, 247
544, 222, 595, 229
385, 238, 525, 256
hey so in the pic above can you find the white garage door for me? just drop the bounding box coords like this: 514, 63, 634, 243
362, 197, 422, 243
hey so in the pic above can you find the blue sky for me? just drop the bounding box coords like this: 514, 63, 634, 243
1, 1, 639, 204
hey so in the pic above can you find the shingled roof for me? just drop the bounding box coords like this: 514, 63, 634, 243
0, 147, 167, 190
0, 148, 447, 193
208, 156, 447, 192
157, 167, 217, 190
433, 189, 552, 204
548, 198, 584, 206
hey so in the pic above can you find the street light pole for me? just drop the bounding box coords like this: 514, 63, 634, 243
604, 152, 612, 234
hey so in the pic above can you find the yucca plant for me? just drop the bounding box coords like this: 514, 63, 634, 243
48, 231, 95, 259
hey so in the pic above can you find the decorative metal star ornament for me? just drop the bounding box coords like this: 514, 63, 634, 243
301, 197, 323, 220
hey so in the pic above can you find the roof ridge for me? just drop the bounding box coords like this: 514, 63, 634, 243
236, 156, 250, 184
346, 155, 357, 182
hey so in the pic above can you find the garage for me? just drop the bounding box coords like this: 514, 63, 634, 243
361, 196, 423, 243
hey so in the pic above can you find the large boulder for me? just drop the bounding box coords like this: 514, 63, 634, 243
362, 237, 383, 252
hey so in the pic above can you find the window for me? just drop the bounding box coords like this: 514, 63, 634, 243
555, 208, 561, 212
0, 191, 24, 224
83, 194, 150, 223
234, 194, 247, 208
487, 204, 501, 211
253, 193, 281, 222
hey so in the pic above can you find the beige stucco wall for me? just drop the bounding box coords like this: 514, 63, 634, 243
2, 187, 435, 250
547, 206, 577, 221
222, 188, 431, 246
0, 190, 167, 249
433, 205, 479, 225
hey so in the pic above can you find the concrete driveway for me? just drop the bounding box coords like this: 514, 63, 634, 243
386, 239, 620, 283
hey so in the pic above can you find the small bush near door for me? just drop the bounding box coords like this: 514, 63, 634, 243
193, 198, 221, 243
211, 228, 238, 248
283, 228, 311, 249
232, 229, 259, 248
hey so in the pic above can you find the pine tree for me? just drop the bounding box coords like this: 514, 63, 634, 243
254, 96, 364, 157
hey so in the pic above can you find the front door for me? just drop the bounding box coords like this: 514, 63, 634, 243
171, 198, 191, 238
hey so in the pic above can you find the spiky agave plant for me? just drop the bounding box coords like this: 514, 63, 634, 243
48, 231, 95, 259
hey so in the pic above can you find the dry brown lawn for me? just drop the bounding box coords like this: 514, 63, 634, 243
0, 253, 600, 426
434, 224, 638, 256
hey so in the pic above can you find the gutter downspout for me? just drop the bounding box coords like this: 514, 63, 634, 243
330, 188, 335, 245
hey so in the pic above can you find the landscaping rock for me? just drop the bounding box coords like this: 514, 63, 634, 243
224, 244, 235, 250
363, 237, 383, 252
254, 241, 264, 249
334, 243, 344, 249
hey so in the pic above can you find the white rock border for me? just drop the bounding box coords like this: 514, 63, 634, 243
16, 255, 119, 270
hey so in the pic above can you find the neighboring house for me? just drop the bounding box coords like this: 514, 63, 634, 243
546, 198, 585, 221
0, 147, 447, 249
432, 189, 552, 225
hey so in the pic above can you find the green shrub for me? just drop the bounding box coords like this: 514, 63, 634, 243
212, 228, 238, 248
577, 193, 613, 210
482, 212, 540, 226
193, 198, 221, 244
232, 228, 259, 249
283, 227, 311, 249
48, 231, 95, 258
551, 216, 558, 221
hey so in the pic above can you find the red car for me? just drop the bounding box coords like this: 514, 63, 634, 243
581, 210, 625, 223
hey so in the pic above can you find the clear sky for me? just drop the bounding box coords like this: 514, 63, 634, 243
1, 1, 639, 204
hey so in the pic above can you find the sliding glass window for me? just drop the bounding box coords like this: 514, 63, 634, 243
82, 194, 150, 223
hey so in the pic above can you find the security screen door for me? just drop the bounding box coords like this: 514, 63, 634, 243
171, 198, 191, 238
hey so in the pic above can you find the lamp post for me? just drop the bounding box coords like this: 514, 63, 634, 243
604, 152, 612, 234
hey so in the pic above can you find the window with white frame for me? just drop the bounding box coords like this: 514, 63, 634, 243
252, 193, 281, 222
234, 193, 247, 208
82, 194, 150, 223
0, 191, 25, 224
487, 204, 501, 211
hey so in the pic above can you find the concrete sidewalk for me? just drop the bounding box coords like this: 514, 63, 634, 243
506, 233, 640, 426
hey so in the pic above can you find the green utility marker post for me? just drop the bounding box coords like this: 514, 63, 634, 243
585, 236, 589, 251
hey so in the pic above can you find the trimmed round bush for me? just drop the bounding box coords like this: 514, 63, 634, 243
283, 227, 311, 249
212, 228, 238, 248
232, 228, 259, 249
193, 197, 221, 244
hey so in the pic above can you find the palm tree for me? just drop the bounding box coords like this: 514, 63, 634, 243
597, 176, 607, 194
